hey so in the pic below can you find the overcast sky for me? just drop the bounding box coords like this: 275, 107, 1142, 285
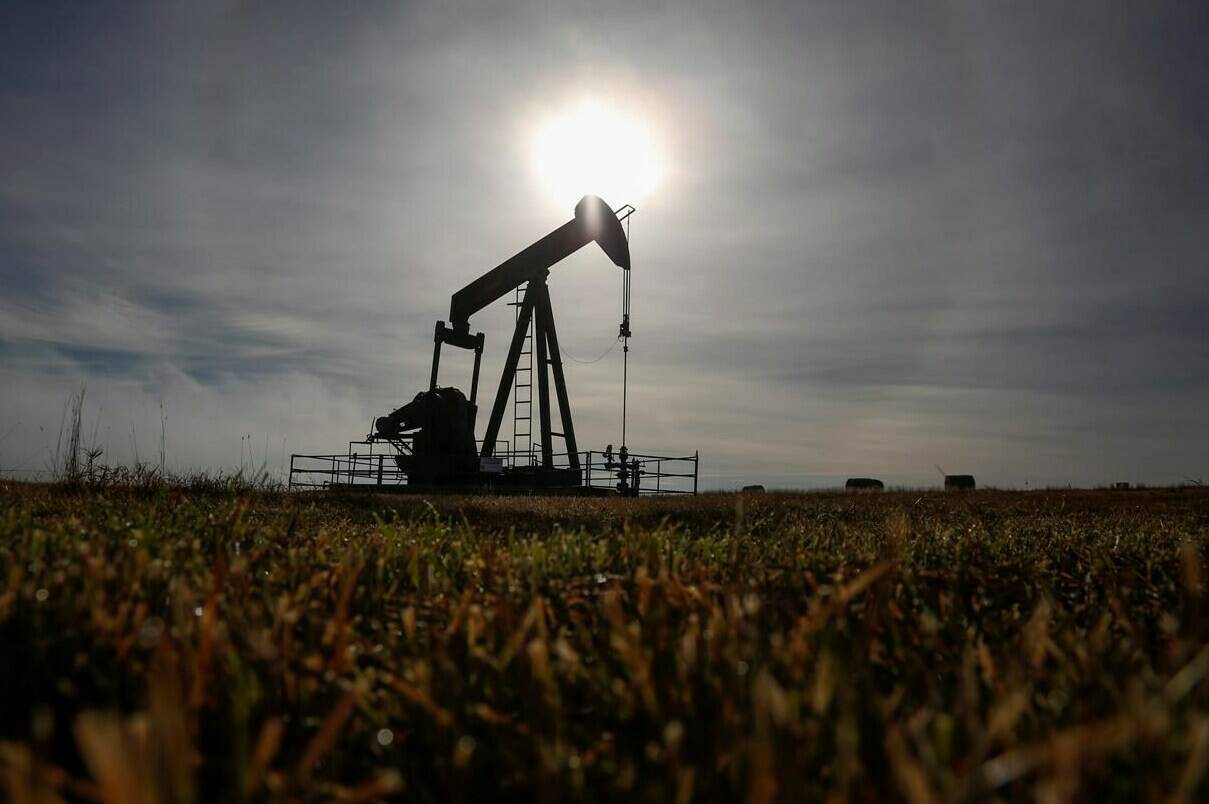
2, 1, 1207, 488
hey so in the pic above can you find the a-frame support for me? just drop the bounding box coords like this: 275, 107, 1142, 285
535, 281, 579, 468
480, 275, 579, 470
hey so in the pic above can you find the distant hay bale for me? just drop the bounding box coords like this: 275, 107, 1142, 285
944, 474, 976, 491
741, 485, 766, 494
845, 478, 884, 491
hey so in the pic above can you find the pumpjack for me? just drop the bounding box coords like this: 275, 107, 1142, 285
371, 195, 632, 490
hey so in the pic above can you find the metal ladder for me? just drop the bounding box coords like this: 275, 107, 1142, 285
509, 283, 534, 466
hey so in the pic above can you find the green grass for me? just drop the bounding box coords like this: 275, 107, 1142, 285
1, 483, 1207, 802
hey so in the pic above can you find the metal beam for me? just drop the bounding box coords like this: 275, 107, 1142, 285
468, 332, 484, 431
428, 322, 443, 391
448, 196, 630, 331
535, 281, 579, 469
533, 279, 554, 468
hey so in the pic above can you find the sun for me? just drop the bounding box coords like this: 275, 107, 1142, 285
532, 98, 663, 209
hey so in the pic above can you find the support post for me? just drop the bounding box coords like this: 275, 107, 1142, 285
469, 335, 484, 404
468, 332, 484, 430
534, 280, 554, 469
429, 321, 444, 391
535, 282, 580, 469
481, 283, 538, 456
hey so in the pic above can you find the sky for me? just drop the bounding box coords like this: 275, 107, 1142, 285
1, 0, 1207, 489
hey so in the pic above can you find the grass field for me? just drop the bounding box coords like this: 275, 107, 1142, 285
1, 482, 1207, 802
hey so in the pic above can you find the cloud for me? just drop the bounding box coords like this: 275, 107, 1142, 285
1, 1, 1206, 488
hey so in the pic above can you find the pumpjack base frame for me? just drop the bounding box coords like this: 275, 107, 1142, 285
320, 481, 614, 497
288, 444, 700, 496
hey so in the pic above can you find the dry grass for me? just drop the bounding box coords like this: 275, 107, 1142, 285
0, 483, 1207, 802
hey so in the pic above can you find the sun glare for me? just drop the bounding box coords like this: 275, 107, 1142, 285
533, 98, 662, 209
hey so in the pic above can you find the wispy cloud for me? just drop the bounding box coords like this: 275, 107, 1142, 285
1, 1, 1206, 487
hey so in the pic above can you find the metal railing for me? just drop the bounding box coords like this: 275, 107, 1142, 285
288, 441, 405, 490
288, 442, 698, 495
582, 450, 699, 495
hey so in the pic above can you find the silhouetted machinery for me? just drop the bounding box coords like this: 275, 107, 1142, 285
288, 195, 700, 494
372, 196, 636, 491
